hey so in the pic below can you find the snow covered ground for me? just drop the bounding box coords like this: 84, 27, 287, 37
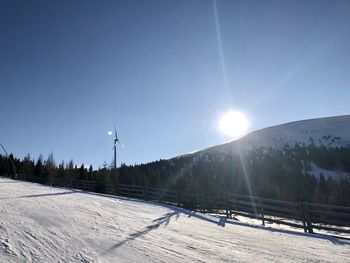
0, 178, 349, 262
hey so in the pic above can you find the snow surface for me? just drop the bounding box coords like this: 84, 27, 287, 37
308, 162, 350, 179
0, 178, 349, 263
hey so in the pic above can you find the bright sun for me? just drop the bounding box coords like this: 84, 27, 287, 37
219, 111, 249, 138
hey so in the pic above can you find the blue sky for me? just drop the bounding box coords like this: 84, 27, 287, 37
1, 0, 349, 168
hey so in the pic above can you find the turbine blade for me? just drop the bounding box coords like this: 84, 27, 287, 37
113, 124, 118, 139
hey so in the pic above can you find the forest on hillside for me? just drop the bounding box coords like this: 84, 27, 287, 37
1, 143, 349, 206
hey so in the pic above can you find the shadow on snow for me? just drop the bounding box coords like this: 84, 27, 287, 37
100, 211, 180, 257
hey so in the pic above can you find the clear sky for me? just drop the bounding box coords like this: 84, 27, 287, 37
1, 0, 349, 168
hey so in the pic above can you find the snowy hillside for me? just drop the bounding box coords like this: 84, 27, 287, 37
0, 178, 349, 262
198, 115, 350, 157
173, 115, 350, 180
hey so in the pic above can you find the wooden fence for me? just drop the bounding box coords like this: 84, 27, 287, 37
69, 179, 350, 235
72, 181, 178, 204
2, 174, 350, 235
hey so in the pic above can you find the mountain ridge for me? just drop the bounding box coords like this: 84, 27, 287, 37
175, 114, 350, 161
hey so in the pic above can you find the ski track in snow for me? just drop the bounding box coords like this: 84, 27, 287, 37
0, 178, 349, 262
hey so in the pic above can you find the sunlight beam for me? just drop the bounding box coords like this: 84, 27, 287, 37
213, 0, 231, 97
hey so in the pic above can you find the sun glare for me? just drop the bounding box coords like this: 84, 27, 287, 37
219, 111, 249, 139
108, 131, 113, 136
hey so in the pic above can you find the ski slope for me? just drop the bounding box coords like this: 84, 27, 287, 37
0, 178, 349, 262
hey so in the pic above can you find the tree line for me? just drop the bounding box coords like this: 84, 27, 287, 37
0, 142, 349, 207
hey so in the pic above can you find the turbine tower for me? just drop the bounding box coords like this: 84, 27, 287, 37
113, 127, 120, 169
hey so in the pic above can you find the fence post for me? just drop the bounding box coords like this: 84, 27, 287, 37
176, 189, 181, 206
258, 198, 265, 226
304, 202, 313, 234
158, 188, 162, 203
224, 192, 230, 218
300, 202, 313, 233
200, 193, 205, 213
201, 193, 208, 214
299, 202, 307, 233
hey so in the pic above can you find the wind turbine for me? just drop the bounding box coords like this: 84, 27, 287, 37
113, 127, 120, 169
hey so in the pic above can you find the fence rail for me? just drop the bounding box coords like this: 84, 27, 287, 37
69, 179, 350, 235
1, 174, 350, 235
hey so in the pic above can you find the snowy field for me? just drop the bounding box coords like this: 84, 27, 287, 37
0, 178, 349, 262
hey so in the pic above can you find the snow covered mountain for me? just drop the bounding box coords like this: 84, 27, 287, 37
187, 114, 350, 159
173, 115, 350, 180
